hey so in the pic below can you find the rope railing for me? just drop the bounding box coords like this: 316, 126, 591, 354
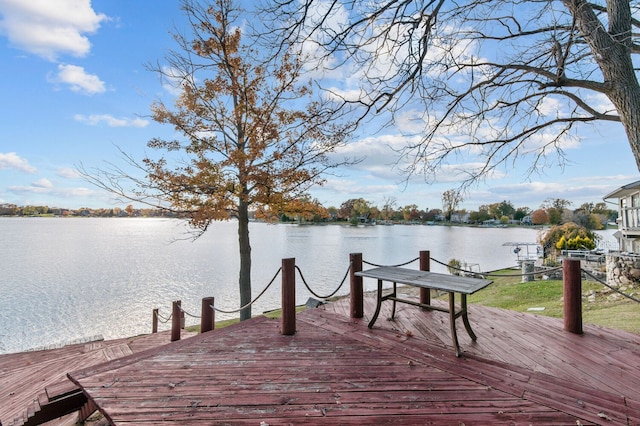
212, 267, 282, 314
295, 263, 351, 300
156, 259, 352, 329
180, 307, 201, 319
155, 311, 172, 323
363, 257, 419, 268
156, 252, 576, 331
149, 250, 640, 345
429, 256, 563, 278
582, 269, 640, 304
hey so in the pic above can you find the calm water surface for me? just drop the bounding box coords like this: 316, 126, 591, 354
0, 218, 616, 354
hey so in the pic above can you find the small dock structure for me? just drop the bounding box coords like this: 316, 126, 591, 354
0, 251, 639, 424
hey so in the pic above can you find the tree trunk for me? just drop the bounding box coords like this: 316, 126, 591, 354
610, 85, 640, 171
237, 198, 252, 320
565, 0, 640, 169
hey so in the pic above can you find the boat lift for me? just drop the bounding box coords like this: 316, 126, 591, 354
502, 242, 543, 263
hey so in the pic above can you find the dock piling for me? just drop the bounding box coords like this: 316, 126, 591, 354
350, 253, 363, 318
562, 259, 583, 334
419, 250, 431, 306
201, 297, 215, 333
171, 300, 181, 341
281, 258, 296, 335
152, 308, 158, 334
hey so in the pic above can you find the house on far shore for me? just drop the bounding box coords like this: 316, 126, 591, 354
603, 178, 640, 253
450, 212, 470, 223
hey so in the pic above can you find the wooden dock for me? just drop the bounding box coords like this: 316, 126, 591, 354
1, 290, 639, 424
64, 292, 640, 424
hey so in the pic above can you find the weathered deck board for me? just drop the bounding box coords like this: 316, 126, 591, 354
304, 305, 639, 425
0, 330, 195, 425
345, 291, 640, 398
65, 300, 640, 425
3, 292, 639, 425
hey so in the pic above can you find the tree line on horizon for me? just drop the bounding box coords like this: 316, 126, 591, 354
297, 196, 617, 230
0, 203, 175, 218
2, 195, 617, 230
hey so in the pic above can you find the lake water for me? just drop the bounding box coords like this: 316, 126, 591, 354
0, 218, 617, 354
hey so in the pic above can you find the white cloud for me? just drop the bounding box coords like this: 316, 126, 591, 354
65, 186, 94, 197
537, 97, 562, 117
297, 0, 350, 79
0, 0, 107, 61
50, 64, 106, 94
523, 129, 581, 153
8, 184, 48, 194
585, 92, 617, 115
32, 178, 53, 189
314, 177, 399, 205
480, 175, 640, 209
8, 183, 94, 198
0, 152, 37, 173
57, 167, 81, 179
160, 65, 194, 96
74, 114, 149, 128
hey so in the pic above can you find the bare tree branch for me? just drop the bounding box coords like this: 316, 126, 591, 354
261, 0, 640, 186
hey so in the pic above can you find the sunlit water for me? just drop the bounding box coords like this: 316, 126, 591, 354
0, 218, 617, 354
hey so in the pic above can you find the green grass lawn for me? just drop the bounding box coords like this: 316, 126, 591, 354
465, 269, 640, 334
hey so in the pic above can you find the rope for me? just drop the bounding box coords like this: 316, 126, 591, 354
430, 256, 563, 278
180, 307, 201, 319
213, 267, 282, 314
478, 266, 563, 278
155, 311, 172, 323
582, 269, 640, 304
363, 257, 419, 268
295, 263, 350, 300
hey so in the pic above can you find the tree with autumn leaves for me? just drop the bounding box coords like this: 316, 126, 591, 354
84, 0, 355, 320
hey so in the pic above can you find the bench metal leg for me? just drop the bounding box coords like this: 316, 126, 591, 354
368, 279, 384, 328
390, 282, 397, 320
461, 294, 477, 341
448, 292, 462, 357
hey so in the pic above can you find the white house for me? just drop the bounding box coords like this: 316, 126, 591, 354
603, 179, 640, 252
450, 212, 470, 223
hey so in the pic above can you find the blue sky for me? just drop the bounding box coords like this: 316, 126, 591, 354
0, 0, 638, 212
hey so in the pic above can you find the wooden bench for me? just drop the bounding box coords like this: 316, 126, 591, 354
355, 266, 493, 357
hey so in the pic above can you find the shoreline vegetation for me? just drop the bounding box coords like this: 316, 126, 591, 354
0, 196, 618, 230
0, 214, 620, 232
196, 268, 639, 335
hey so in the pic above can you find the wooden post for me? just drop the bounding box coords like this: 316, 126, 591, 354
350, 253, 364, 318
171, 300, 181, 342
281, 258, 296, 335
419, 250, 431, 306
201, 297, 215, 333
152, 308, 158, 334
563, 259, 583, 334
179, 300, 185, 329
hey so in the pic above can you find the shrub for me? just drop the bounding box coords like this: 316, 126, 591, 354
447, 258, 462, 276
540, 222, 599, 259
